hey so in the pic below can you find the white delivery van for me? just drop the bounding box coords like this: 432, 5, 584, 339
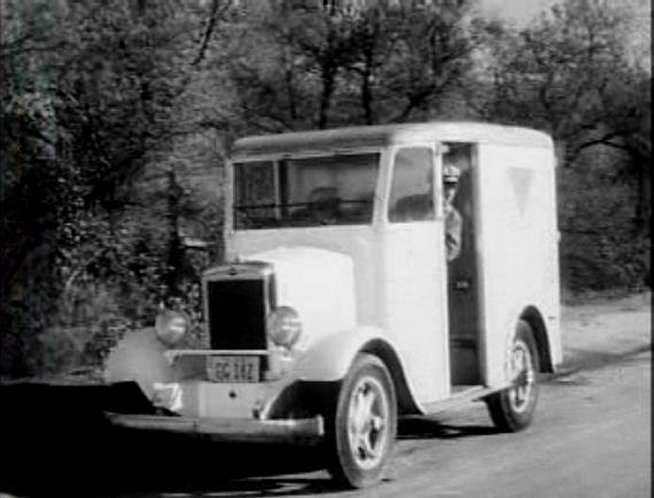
106, 122, 561, 488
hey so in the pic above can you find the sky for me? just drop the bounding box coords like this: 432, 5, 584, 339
479, 0, 652, 25
478, 0, 557, 24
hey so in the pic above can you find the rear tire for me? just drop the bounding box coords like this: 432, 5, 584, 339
486, 320, 540, 432
324, 353, 397, 488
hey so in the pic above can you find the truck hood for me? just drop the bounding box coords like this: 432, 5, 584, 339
246, 246, 357, 349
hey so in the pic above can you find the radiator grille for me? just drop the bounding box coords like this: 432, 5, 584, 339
207, 279, 268, 350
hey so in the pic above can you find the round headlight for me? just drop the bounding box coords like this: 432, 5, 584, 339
155, 309, 188, 347
267, 306, 302, 350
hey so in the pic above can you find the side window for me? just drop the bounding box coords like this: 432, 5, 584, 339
234, 161, 276, 228
388, 147, 434, 222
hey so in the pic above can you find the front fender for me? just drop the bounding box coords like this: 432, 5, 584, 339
104, 327, 175, 400
291, 326, 397, 382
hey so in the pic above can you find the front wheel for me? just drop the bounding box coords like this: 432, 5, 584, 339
486, 320, 540, 432
325, 353, 397, 488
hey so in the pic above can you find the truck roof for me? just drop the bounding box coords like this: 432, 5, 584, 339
232, 121, 554, 158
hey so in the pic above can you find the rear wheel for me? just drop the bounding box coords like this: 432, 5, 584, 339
325, 353, 397, 488
486, 320, 540, 432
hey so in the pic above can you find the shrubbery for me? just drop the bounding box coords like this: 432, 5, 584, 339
0, 0, 649, 379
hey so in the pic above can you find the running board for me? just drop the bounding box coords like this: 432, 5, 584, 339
421, 385, 502, 415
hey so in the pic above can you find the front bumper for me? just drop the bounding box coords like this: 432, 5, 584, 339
105, 412, 324, 445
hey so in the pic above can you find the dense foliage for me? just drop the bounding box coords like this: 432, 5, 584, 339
1, 0, 650, 377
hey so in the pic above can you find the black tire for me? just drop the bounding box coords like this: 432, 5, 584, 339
324, 353, 397, 488
486, 320, 540, 432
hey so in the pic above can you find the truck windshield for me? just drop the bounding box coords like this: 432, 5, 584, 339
234, 153, 380, 230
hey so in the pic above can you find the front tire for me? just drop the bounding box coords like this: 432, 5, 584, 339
486, 320, 540, 432
325, 353, 397, 488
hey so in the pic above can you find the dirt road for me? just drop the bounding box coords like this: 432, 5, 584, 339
332, 349, 651, 498
0, 294, 650, 498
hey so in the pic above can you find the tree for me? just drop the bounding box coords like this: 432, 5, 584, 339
0, 0, 232, 376
376, 0, 475, 123
468, 0, 651, 227
468, 0, 651, 290
229, 0, 476, 131
229, 2, 361, 131
470, 0, 647, 165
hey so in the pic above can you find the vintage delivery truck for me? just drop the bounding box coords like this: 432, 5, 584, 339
105, 122, 561, 488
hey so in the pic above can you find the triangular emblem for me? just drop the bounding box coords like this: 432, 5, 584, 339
508, 167, 534, 217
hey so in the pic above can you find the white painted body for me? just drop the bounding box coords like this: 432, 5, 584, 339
475, 143, 561, 386
105, 122, 561, 420
229, 223, 450, 405
218, 123, 561, 411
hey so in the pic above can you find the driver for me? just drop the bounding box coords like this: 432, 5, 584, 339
294, 186, 342, 225
443, 165, 462, 262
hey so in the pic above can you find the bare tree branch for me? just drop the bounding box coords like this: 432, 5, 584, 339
192, 0, 231, 66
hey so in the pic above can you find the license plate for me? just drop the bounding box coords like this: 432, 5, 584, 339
206, 356, 260, 383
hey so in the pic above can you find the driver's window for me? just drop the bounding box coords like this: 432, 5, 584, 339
388, 147, 434, 222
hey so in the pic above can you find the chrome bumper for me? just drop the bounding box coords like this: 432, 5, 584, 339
105, 412, 324, 444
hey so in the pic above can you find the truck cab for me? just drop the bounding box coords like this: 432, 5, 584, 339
106, 122, 561, 488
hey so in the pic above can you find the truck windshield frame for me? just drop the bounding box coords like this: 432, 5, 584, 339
233, 152, 381, 230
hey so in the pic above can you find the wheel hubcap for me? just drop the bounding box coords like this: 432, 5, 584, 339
347, 376, 389, 469
508, 339, 535, 413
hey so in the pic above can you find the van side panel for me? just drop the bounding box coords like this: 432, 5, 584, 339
476, 143, 561, 387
